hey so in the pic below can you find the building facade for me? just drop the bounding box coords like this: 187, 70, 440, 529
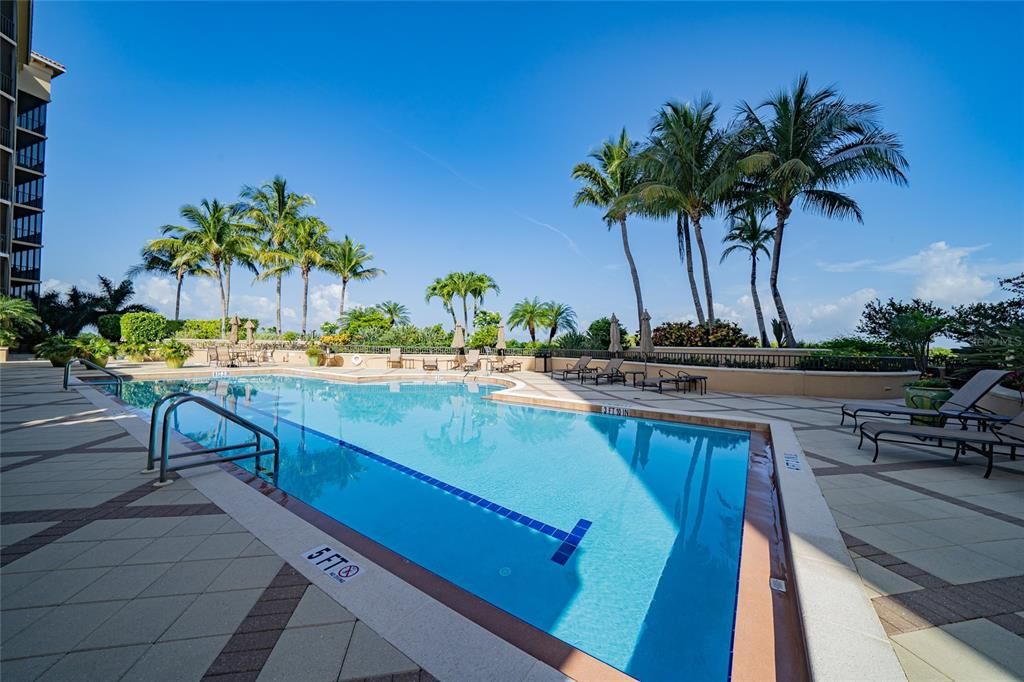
0, 0, 62, 299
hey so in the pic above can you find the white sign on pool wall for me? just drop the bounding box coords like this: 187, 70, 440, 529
783, 453, 802, 471
304, 544, 362, 583
601, 404, 631, 417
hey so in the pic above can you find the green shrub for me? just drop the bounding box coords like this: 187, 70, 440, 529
467, 325, 498, 349
814, 335, 897, 356
163, 319, 185, 336
119, 340, 151, 361
121, 312, 167, 344
554, 331, 590, 349
586, 317, 632, 350
34, 335, 77, 366
651, 320, 756, 348
73, 334, 117, 367
176, 318, 257, 339
281, 331, 300, 342
96, 314, 122, 342
157, 338, 193, 362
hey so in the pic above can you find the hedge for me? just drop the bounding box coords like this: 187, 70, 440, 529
96, 314, 123, 342
121, 312, 167, 344
177, 318, 259, 339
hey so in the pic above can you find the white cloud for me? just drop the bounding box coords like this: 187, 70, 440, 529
136, 276, 188, 316
876, 241, 996, 305
788, 287, 878, 340
41, 278, 71, 294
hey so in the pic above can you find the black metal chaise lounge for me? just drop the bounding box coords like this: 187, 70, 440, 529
588, 358, 626, 385
840, 369, 1009, 431
859, 410, 1024, 478
640, 369, 708, 394
554, 356, 593, 381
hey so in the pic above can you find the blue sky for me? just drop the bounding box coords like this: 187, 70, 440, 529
35, 1, 1023, 339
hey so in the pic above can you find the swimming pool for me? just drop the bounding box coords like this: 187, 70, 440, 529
117, 374, 752, 680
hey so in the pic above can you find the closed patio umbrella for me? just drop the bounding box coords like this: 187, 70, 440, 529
639, 309, 654, 374
230, 315, 240, 345
608, 313, 622, 356
452, 323, 465, 352
244, 319, 255, 346
496, 323, 507, 355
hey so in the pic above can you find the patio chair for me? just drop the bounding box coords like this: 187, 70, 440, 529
858, 409, 1024, 478
462, 349, 482, 371
213, 346, 233, 367
670, 369, 708, 395
387, 348, 404, 369
640, 369, 689, 393
589, 358, 626, 385
554, 356, 593, 381
840, 369, 1010, 431
422, 355, 442, 371
495, 357, 522, 373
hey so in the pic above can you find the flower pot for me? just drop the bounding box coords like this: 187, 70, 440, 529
90, 356, 109, 368
307, 355, 321, 367
128, 354, 147, 363
47, 353, 74, 367
165, 357, 186, 369
905, 385, 953, 426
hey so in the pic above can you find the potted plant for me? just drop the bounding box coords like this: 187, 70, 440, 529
904, 376, 953, 426
34, 335, 77, 367
305, 345, 323, 367
158, 338, 193, 369
0, 295, 42, 362
73, 334, 117, 368
120, 340, 151, 363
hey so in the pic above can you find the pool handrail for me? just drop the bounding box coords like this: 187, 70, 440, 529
63, 357, 124, 397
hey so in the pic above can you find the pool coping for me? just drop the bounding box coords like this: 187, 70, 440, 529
68, 367, 902, 681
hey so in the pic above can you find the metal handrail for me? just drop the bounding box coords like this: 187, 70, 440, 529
148, 392, 280, 485
64, 357, 124, 397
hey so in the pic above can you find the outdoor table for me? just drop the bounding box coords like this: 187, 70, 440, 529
624, 370, 646, 387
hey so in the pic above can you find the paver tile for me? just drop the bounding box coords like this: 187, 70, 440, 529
894, 620, 1024, 680
164, 514, 230, 537
338, 621, 418, 680
1, 601, 125, 658
287, 586, 357, 627
66, 562, 174, 603
184, 532, 255, 561
1, 522, 59, 547
121, 634, 231, 682
207, 555, 285, 592
38, 644, 149, 682
138, 558, 232, 597
1, 606, 52, 643
76, 594, 195, 649
113, 517, 189, 539
62, 538, 155, 569
894, 546, 1019, 584
161, 588, 263, 640
258, 622, 355, 682
123, 534, 206, 565
854, 557, 922, 597
2, 541, 102, 574
0, 654, 61, 681
2, 567, 111, 609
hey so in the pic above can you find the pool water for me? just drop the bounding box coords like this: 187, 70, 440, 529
117, 375, 751, 680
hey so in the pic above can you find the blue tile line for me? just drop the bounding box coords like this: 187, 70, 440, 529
222, 401, 591, 565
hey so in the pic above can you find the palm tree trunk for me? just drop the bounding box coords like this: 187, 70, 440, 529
462, 297, 469, 331
301, 270, 309, 335
750, 256, 769, 347
691, 214, 714, 328
678, 213, 705, 325
275, 273, 283, 336
339, 279, 347, 318
174, 269, 185, 321
618, 218, 645, 332
548, 326, 556, 344
770, 207, 796, 347
216, 266, 227, 338
225, 265, 232, 322
447, 304, 457, 328
529, 324, 536, 343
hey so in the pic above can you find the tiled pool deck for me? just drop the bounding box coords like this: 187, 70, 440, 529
3, 360, 1024, 680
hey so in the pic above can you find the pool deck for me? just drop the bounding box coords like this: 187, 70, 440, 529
3, 360, 1024, 681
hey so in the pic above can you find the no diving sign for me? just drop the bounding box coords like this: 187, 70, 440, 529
304, 544, 362, 583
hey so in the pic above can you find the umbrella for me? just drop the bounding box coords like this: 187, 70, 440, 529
496, 323, 507, 355
608, 313, 622, 356
451, 323, 465, 353
244, 319, 255, 346
639, 309, 654, 374
229, 315, 240, 345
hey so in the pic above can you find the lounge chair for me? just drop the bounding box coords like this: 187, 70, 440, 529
859, 410, 1024, 478
640, 369, 689, 393
462, 349, 482, 371
213, 346, 233, 367
387, 348, 404, 369
840, 369, 1009, 431
554, 356, 593, 381
422, 356, 442, 371
589, 358, 626, 385
673, 369, 708, 395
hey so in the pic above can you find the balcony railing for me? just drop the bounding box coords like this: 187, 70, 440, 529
16, 155, 44, 173
1, 180, 9, 199
12, 231, 41, 245
0, 72, 12, 97
11, 267, 40, 281
16, 108, 46, 135
0, 125, 10, 148
0, 15, 13, 42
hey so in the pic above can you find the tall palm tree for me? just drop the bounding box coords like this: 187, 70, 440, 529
508, 297, 547, 343
239, 176, 314, 335
721, 207, 773, 347
323, 236, 384, 318
738, 74, 908, 346
425, 277, 458, 327
638, 95, 738, 329
542, 301, 576, 344
287, 217, 332, 335
572, 129, 647, 331
376, 300, 410, 327
128, 237, 211, 321
464, 272, 500, 330
91, 275, 155, 317
165, 199, 256, 336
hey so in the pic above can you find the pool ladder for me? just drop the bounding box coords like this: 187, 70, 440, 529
63, 357, 124, 397
145, 391, 281, 486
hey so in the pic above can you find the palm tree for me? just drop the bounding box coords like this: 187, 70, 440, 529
92, 275, 154, 317
738, 74, 908, 346
0, 295, 41, 347
721, 207, 773, 347
376, 300, 410, 327
239, 176, 313, 334
323, 236, 384, 318
128, 237, 211, 320
464, 272, 500, 330
165, 199, 256, 336
286, 217, 332, 335
542, 301, 576, 344
572, 128, 647, 331
508, 297, 547, 343
638, 95, 738, 329
425, 277, 457, 327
